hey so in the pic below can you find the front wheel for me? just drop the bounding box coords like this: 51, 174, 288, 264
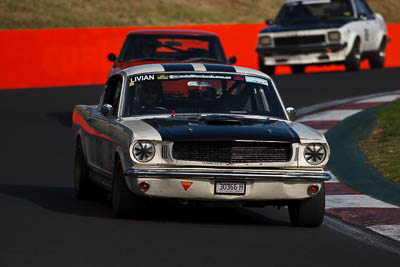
345, 39, 361, 72
288, 183, 325, 227
258, 57, 275, 75
112, 159, 146, 218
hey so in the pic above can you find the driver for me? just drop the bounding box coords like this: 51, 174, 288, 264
136, 81, 164, 109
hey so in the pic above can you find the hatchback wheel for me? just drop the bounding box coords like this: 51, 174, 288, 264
369, 38, 386, 69
345, 39, 361, 72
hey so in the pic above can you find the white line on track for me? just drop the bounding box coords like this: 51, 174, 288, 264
325, 171, 339, 183
356, 95, 400, 103
296, 109, 361, 122
326, 195, 398, 209
367, 225, 400, 242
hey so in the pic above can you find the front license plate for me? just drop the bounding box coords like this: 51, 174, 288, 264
215, 181, 246, 195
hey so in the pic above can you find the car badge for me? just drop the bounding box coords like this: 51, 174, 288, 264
181, 181, 193, 191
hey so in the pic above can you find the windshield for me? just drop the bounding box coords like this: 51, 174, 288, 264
274, 0, 354, 25
122, 73, 286, 119
118, 34, 227, 63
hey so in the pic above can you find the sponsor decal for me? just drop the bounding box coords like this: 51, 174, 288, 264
181, 181, 193, 191
157, 74, 169, 80
129, 75, 155, 86
245, 76, 269, 86
169, 74, 231, 80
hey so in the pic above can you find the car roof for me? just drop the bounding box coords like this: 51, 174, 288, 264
120, 63, 270, 79
127, 29, 219, 37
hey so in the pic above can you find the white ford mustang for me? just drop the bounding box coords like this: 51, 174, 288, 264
72, 63, 331, 227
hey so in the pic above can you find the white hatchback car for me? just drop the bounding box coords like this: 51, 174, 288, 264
256, 0, 388, 74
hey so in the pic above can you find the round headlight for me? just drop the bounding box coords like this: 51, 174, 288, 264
259, 36, 272, 46
328, 31, 341, 42
133, 141, 155, 162
304, 144, 326, 165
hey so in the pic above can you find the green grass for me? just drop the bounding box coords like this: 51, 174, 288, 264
0, 0, 399, 30
360, 99, 400, 184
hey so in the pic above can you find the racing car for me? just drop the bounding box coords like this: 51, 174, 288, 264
108, 29, 237, 76
73, 63, 331, 227
257, 0, 388, 74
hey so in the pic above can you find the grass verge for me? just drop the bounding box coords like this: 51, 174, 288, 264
0, 0, 399, 30
359, 99, 400, 184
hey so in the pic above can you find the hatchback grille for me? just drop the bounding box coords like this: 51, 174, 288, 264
172, 141, 292, 163
274, 35, 325, 46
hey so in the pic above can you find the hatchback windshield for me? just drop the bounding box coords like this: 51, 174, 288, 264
274, 0, 354, 25
123, 73, 286, 119
118, 35, 227, 63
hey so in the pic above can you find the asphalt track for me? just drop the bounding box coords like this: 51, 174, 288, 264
1, 68, 400, 266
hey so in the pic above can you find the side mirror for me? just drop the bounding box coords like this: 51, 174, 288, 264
100, 104, 113, 117
359, 13, 367, 20
266, 19, 273, 25
108, 53, 117, 62
286, 107, 296, 121
228, 56, 237, 65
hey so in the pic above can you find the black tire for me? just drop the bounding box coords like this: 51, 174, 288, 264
112, 159, 146, 218
288, 183, 325, 227
258, 57, 275, 75
369, 38, 386, 69
290, 65, 306, 74
345, 39, 361, 72
74, 142, 97, 199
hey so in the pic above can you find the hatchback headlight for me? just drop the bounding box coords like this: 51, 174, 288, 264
133, 141, 155, 162
259, 36, 272, 46
304, 143, 326, 165
328, 31, 341, 42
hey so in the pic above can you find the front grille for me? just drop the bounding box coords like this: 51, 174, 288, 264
274, 35, 325, 46
172, 141, 292, 163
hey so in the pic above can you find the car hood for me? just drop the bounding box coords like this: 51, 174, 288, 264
260, 22, 347, 33
137, 116, 301, 143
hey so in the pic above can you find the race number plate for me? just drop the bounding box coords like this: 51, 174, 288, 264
215, 181, 246, 195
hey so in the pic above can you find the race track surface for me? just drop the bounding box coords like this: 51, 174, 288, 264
1, 68, 399, 266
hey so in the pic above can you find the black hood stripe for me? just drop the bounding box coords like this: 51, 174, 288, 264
204, 64, 236, 72
161, 64, 195, 72
142, 118, 300, 143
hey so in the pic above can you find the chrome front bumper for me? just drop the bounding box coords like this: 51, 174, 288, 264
124, 169, 330, 201
125, 169, 331, 182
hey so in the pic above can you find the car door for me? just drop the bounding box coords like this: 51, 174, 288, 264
85, 104, 108, 172
101, 76, 124, 176
86, 77, 122, 176
353, 0, 377, 51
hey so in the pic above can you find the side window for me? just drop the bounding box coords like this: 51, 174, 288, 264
103, 76, 123, 116
360, 0, 375, 17
354, 0, 373, 19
